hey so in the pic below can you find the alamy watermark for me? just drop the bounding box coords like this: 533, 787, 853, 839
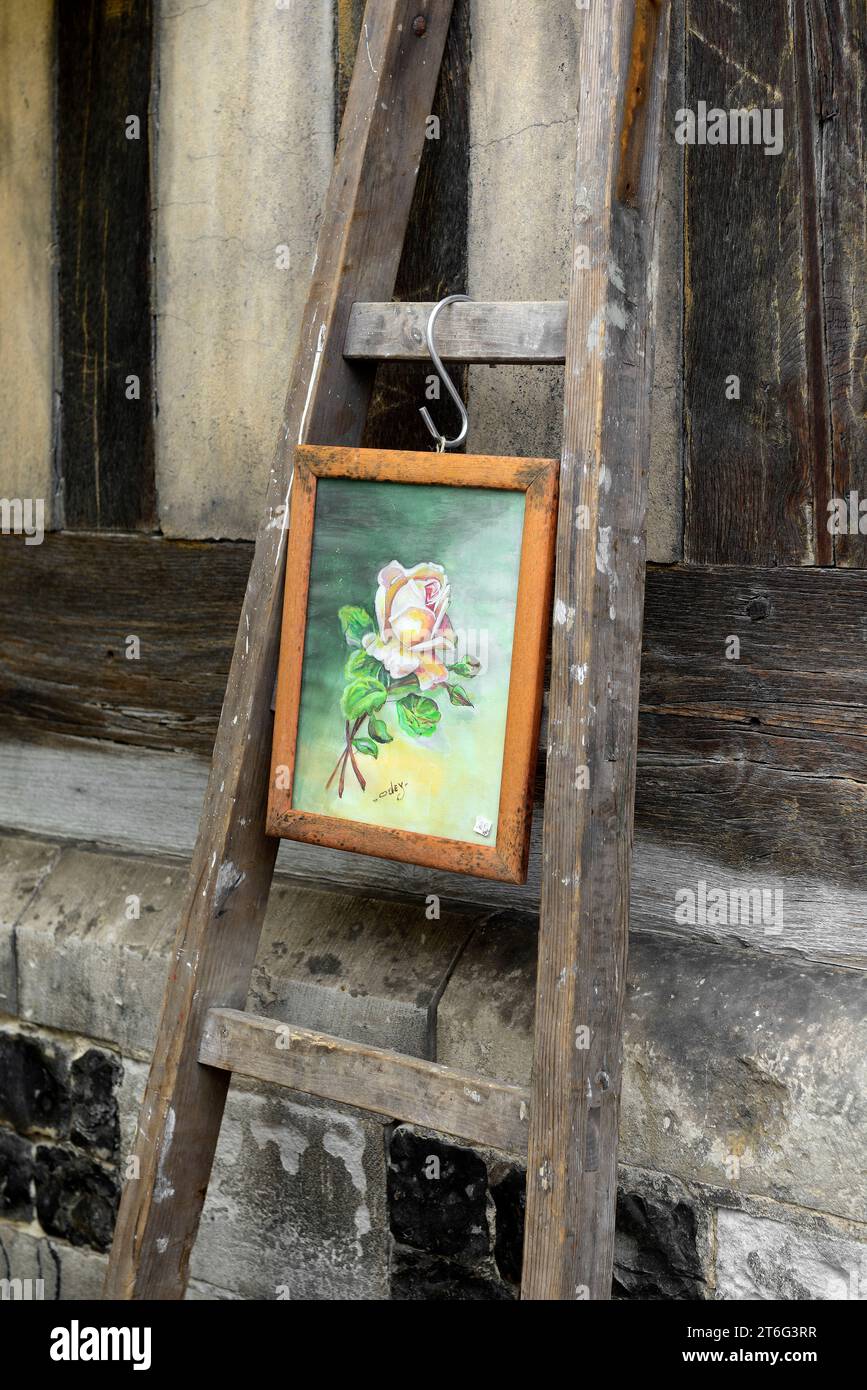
675, 880, 784, 936
1, 1277, 45, 1300
0, 497, 44, 545
828, 492, 867, 536
675, 101, 784, 157
50, 1321, 151, 1371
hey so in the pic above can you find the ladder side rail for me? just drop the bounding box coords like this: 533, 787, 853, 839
522, 0, 672, 1301
104, 0, 455, 1301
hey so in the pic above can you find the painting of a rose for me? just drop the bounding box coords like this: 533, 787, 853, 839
364, 562, 455, 689
326, 560, 478, 798
268, 445, 559, 880
289, 475, 526, 846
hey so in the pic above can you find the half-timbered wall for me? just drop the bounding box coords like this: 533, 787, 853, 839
0, 0, 864, 1301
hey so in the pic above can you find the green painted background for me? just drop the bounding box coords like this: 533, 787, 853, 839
291, 477, 525, 845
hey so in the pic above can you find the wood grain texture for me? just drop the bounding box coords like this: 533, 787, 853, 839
683, 0, 831, 565
200, 1008, 531, 1155
104, 0, 455, 1301
0, 533, 250, 755
340, 0, 471, 454
56, 0, 155, 530
522, 0, 672, 1303
3, 536, 864, 777
345, 300, 568, 362
806, 0, 867, 568
267, 446, 558, 883
3, 734, 864, 969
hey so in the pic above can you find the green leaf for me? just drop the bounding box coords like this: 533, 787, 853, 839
396, 693, 442, 738
446, 683, 474, 708
386, 674, 420, 696
368, 716, 393, 745
338, 605, 375, 648
344, 648, 385, 683
341, 676, 388, 721
448, 657, 481, 679
352, 738, 378, 760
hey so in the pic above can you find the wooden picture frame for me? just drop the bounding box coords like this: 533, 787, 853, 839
267, 445, 558, 884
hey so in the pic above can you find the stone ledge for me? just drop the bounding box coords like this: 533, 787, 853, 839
4, 838, 475, 1060
0, 836, 61, 1016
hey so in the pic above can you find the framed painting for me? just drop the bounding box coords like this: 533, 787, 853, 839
267, 445, 559, 883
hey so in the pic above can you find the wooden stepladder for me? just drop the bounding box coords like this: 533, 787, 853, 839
105, 0, 671, 1302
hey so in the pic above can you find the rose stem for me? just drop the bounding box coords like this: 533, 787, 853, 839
328, 716, 366, 796
326, 718, 359, 790
347, 739, 366, 792
338, 722, 349, 798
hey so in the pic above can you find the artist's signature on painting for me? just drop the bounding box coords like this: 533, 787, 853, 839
376, 780, 408, 803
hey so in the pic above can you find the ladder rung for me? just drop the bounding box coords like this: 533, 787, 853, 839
344, 300, 567, 364
200, 1008, 530, 1155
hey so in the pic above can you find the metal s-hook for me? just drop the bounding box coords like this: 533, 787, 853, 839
419, 294, 471, 451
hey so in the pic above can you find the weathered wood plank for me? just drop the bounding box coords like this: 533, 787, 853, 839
56, 0, 155, 530
522, 0, 672, 1302
638, 707, 867, 781
2, 734, 864, 968
791, 0, 835, 567
104, 0, 456, 1302
4, 535, 866, 762
345, 300, 568, 363
0, 533, 251, 756
683, 0, 829, 564
806, 0, 867, 568
200, 1008, 531, 1155
641, 564, 867, 695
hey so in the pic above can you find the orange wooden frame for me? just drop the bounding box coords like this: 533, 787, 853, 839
267, 445, 558, 884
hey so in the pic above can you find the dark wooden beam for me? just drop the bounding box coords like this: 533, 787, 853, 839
683, 0, 830, 565
200, 1009, 531, 1155
0, 533, 250, 756
56, 0, 155, 530
3, 533, 866, 773
805, 0, 867, 569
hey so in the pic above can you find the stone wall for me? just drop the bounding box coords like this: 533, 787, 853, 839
1, 835, 863, 1300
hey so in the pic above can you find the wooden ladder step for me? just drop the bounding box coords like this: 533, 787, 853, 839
200, 1008, 530, 1156
344, 300, 568, 364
